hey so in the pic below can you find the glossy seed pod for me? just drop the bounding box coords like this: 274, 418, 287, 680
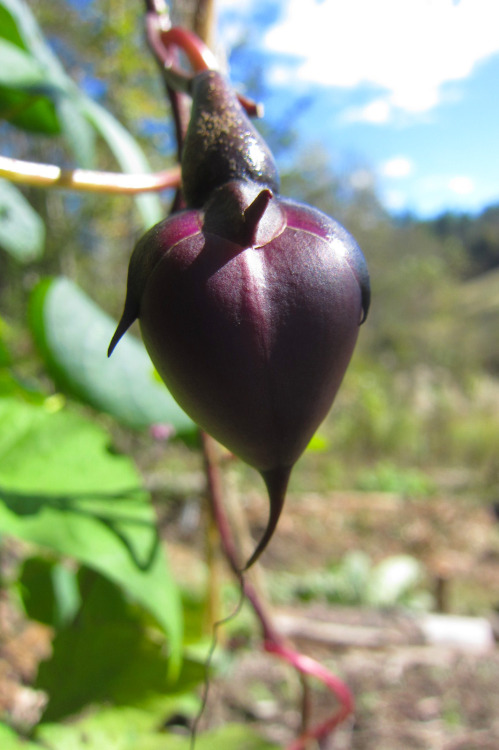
109, 70, 370, 568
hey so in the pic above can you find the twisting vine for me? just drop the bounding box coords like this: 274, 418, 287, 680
200, 433, 354, 749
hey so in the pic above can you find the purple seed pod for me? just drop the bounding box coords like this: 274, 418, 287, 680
109, 70, 370, 568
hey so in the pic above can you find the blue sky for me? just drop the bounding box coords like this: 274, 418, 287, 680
217, 0, 499, 218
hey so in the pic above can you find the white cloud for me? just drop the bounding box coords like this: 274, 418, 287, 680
380, 156, 414, 178
377, 172, 481, 215
382, 189, 408, 212
448, 175, 475, 195
349, 169, 375, 191
261, 0, 499, 119
344, 98, 392, 124
388, 173, 480, 214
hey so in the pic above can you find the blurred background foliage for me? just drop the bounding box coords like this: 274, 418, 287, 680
1, 0, 499, 747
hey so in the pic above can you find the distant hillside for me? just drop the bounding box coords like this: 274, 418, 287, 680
425, 202, 499, 276
460, 267, 499, 316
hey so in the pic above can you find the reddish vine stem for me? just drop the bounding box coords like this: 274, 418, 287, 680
144, 1, 190, 211
0, 155, 181, 194
200, 432, 354, 748
144, 1, 262, 129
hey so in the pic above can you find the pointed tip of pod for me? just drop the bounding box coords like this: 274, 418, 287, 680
242, 465, 292, 571
107, 303, 138, 357
358, 270, 371, 325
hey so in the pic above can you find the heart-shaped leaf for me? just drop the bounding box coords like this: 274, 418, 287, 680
0, 396, 182, 665
29, 277, 195, 435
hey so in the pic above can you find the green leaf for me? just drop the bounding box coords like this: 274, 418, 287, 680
0, 316, 45, 399
0, 1, 93, 153
0, 1, 163, 217
306, 432, 330, 453
157, 723, 281, 750
0, 38, 45, 86
81, 97, 163, 229
29, 276, 195, 435
0, 4, 66, 133
19, 556, 81, 629
55, 93, 96, 168
35, 570, 199, 722
0, 397, 182, 665
35, 707, 161, 750
35, 708, 280, 750
0, 3, 27, 50
194, 725, 280, 750
0, 179, 45, 261
0, 0, 68, 83
0, 318, 11, 368
0, 84, 61, 134
0, 722, 42, 750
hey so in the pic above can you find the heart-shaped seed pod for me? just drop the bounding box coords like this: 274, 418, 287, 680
109, 71, 370, 568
